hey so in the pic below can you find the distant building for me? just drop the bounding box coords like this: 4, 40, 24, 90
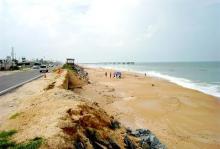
22, 57, 26, 63
66, 58, 75, 65
0, 57, 16, 70
17, 57, 30, 67
6, 56, 11, 62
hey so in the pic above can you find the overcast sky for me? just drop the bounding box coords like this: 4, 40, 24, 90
0, 0, 219, 62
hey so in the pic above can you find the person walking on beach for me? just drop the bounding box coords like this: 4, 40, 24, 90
110, 72, 112, 78
105, 72, 107, 77
113, 72, 116, 78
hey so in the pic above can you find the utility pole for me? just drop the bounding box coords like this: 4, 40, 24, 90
11, 47, 14, 60
11, 47, 14, 69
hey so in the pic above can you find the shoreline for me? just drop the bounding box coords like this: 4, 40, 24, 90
82, 65, 220, 99
0, 68, 166, 148
0, 67, 219, 148
82, 67, 220, 149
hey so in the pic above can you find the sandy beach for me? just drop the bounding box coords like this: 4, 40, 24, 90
0, 67, 219, 149
78, 67, 220, 149
1, 0, 219, 148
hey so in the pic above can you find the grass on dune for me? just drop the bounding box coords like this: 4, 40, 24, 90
9, 112, 22, 120
0, 130, 17, 148
11, 137, 43, 149
0, 130, 43, 149
0, 130, 17, 138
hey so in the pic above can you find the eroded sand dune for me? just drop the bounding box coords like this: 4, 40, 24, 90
0, 69, 165, 149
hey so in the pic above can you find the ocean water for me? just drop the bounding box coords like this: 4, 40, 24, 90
86, 62, 220, 98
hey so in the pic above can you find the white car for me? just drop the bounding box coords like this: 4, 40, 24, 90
39, 65, 48, 73
32, 65, 40, 69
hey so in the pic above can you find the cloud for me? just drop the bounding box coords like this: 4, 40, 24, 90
2, 0, 141, 46
0, 0, 219, 62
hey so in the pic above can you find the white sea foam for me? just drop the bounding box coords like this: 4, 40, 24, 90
143, 71, 220, 98
85, 64, 220, 98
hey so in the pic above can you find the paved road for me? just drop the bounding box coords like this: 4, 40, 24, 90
0, 70, 43, 95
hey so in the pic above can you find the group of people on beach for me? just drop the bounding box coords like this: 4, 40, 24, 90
105, 71, 122, 79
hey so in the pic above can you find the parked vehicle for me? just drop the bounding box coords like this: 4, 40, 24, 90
39, 65, 48, 73
32, 65, 40, 69
49, 64, 54, 67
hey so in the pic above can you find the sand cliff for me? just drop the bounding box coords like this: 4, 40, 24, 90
0, 68, 165, 149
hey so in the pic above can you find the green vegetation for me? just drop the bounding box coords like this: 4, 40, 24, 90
10, 66, 19, 71
0, 130, 43, 149
62, 64, 73, 70
52, 68, 57, 72
62, 64, 77, 73
0, 130, 17, 138
9, 112, 22, 119
12, 137, 43, 149
0, 130, 17, 148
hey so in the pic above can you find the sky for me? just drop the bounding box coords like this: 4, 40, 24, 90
0, 0, 220, 63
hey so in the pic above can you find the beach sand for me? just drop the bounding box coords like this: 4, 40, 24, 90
0, 67, 219, 149
78, 67, 220, 149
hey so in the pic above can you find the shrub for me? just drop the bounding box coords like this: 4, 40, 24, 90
0, 130, 17, 138
62, 64, 77, 73
0, 130, 43, 149
0, 130, 17, 148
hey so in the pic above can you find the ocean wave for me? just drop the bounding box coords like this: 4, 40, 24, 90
143, 71, 220, 98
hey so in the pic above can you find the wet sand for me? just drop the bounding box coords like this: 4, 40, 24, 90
80, 67, 220, 149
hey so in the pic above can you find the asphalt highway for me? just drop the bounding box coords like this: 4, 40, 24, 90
0, 69, 43, 95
